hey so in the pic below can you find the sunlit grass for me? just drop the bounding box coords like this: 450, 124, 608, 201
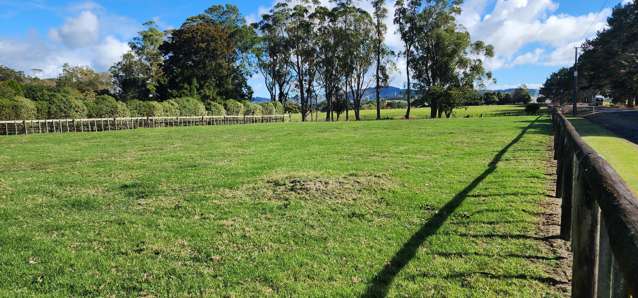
291, 104, 530, 121
0, 116, 564, 296
569, 118, 638, 195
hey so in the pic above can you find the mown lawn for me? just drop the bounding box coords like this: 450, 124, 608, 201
293, 104, 529, 121
0, 116, 565, 296
569, 118, 638, 194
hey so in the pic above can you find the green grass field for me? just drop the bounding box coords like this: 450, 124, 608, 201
0, 116, 565, 296
293, 104, 530, 121
569, 118, 638, 194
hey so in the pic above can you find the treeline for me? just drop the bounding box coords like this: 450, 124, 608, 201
0, 64, 284, 120
255, 0, 493, 120
2, 0, 496, 121
541, 1, 638, 105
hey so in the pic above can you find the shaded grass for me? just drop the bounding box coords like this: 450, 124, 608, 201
568, 117, 638, 195
0, 116, 564, 296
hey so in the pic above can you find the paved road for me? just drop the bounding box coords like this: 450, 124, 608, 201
585, 110, 638, 145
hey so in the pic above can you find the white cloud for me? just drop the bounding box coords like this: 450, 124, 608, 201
486, 82, 543, 90
458, 0, 611, 69
511, 48, 545, 66
48, 11, 100, 48
0, 6, 133, 78
94, 36, 130, 68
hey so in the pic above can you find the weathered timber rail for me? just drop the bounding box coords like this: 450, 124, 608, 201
0, 115, 287, 136
553, 108, 638, 297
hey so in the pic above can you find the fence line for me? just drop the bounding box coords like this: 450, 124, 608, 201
552, 108, 637, 297
0, 115, 287, 136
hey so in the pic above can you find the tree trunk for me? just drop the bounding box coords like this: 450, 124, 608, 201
345, 81, 349, 121
296, 57, 307, 122
376, 41, 381, 120
405, 49, 411, 120
430, 98, 438, 119
327, 86, 334, 121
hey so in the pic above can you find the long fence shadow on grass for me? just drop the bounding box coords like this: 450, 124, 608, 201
363, 117, 542, 298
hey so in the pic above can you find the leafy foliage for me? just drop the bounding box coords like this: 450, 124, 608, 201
260, 102, 275, 115
207, 101, 226, 116
161, 5, 255, 101
243, 102, 263, 116
86, 95, 130, 118
161, 100, 180, 117
127, 100, 163, 117
46, 94, 88, 119
0, 97, 37, 120
512, 85, 532, 104
543, 1, 638, 105
174, 97, 207, 116
57, 64, 112, 94
272, 101, 284, 114
224, 99, 245, 116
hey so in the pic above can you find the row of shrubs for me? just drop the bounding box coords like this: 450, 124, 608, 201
0, 96, 286, 120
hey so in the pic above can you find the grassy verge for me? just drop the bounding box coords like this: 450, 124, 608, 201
292, 104, 530, 121
0, 116, 564, 296
568, 118, 638, 194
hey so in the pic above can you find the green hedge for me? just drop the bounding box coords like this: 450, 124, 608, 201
224, 100, 244, 116
285, 101, 300, 113
47, 94, 87, 119
0, 97, 37, 120
161, 100, 180, 117
272, 101, 284, 114
174, 97, 206, 116
86, 95, 130, 118
35, 101, 48, 119
243, 102, 262, 116
260, 102, 275, 115
127, 100, 163, 117
207, 102, 225, 116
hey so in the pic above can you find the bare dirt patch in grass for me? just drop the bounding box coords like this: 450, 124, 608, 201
219, 172, 394, 202
539, 140, 572, 295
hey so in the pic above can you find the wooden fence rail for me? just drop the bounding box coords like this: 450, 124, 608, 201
0, 115, 287, 136
552, 108, 638, 297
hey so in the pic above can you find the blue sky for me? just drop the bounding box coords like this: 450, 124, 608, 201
0, 0, 629, 97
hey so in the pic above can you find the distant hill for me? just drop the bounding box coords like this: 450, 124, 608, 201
252, 96, 270, 103
362, 86, 406, 100
489, 88, 540, 97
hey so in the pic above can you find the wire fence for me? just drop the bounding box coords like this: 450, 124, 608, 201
0, 115, 288, 136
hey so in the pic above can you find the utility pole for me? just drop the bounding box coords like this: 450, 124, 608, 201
572, 47, 579, 116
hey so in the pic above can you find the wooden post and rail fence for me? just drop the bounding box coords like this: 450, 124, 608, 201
553, 108, 638, 297
0, 115, 288, 136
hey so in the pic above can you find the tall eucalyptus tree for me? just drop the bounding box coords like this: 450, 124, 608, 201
394, 0, 421, 119
254, 3, 294, 104
288, 1, 319, 121
372, 0, 392, 120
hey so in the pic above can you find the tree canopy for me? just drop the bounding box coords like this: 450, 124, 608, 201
1, 0, 503, 121
542, 1, 638, 105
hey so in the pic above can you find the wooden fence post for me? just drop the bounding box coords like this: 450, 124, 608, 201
561, 142, 574, 241
571, 154, 601, 298
597, 216, 613, 298
557, 125, 566, 197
